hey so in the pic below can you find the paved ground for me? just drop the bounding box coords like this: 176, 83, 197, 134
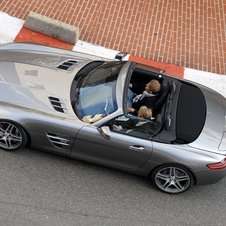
0, 0, 226, 75
1, 146, 226, 226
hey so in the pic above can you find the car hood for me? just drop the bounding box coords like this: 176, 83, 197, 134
188, 85, 226, 155
0, 42, 103, 118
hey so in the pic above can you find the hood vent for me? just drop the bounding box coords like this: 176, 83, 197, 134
57, 60, 77, 70
49, 96, 67, 113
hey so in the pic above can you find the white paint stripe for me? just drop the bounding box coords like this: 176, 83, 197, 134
73, 40, 130, 60
0, 11, 24, 45
184, 68, 226, 98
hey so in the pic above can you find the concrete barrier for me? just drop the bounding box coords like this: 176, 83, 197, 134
25, 12, 80, 45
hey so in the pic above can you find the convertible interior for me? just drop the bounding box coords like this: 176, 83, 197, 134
130, 64, 207, 144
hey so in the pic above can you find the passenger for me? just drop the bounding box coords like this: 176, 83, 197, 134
126, 106, 154, 133
113, 106, 155, 133
127, 79, 161, 116
137, 105, 153, 120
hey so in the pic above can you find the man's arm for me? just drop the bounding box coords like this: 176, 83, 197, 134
130, 82, 146, 94
127, 107, 138, 116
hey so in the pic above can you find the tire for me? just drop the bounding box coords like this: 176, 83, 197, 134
0, 121, 28, 151
151, 164, 194, 194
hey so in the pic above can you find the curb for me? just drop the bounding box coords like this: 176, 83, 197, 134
25, 12, 80, 45
1, 11, 225, 97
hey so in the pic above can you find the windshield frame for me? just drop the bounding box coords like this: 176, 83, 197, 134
71, 61, 128, 123
94, 61, 137, 127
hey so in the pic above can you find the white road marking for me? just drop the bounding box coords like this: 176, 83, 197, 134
184, 68, 226, 98
0, 12, 24, 45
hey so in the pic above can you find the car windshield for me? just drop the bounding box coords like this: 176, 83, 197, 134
74, 61, 126, 123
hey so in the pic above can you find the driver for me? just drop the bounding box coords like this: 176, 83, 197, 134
127, 79, 161, 116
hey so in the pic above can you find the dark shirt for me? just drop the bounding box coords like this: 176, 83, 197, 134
113, 116, 157, 140
127, 121, 157, 139
130, 82, 158, 115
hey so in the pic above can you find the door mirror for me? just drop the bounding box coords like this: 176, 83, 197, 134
97, 126, 111, 140
113, 52, 127, 61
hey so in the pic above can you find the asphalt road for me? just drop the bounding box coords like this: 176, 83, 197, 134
0, 147, 226, 226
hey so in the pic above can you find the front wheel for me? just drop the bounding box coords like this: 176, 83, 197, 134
151, 164, 194, 194
0, 121, 28, 151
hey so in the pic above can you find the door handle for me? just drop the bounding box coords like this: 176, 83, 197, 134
129, 145, 144, 151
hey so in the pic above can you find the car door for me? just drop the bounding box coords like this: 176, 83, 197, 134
71, 115, 154, 170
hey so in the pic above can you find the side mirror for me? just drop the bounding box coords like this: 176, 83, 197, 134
113, 52, 127, 61
97, 126, 111, 140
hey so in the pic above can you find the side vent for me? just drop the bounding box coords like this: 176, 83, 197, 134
49, 96, 67, 113
47, 132, 70, 149
57, 60, 77, 70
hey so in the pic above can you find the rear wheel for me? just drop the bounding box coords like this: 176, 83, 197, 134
151, 164, 194, 194
0, 121, 28, 151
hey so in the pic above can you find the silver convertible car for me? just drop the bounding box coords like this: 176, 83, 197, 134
0, 42, 226, 194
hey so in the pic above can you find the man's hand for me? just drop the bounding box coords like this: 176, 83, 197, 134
127, 107, 135, 113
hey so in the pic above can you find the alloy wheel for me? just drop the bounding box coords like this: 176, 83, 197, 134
152, 165, 193, 194
0, 122, 27, 150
